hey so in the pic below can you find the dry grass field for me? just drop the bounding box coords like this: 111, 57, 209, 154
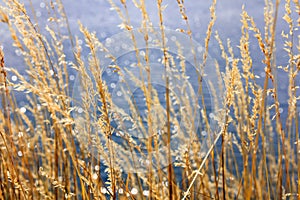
0, 0, 299, 199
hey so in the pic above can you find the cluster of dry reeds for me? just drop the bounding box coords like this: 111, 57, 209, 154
0, 0, 299, 199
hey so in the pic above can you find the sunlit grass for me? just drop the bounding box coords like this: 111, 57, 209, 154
0, 0, 299, 199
